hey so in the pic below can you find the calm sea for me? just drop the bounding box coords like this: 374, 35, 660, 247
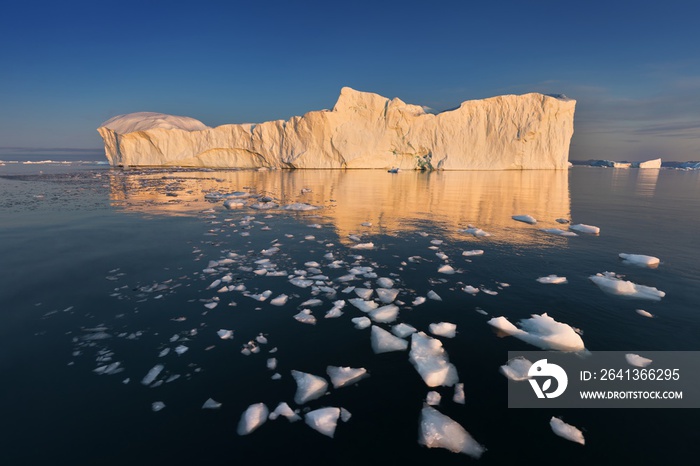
1, 162, 698, 465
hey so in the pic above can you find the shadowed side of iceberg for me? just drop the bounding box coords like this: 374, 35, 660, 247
97, 87, 576, 170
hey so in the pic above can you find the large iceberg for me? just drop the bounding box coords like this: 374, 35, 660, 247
98, 87, 575, 170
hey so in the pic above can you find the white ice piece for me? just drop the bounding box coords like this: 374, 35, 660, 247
175, 345, 188, 355
461, 227, 491, 237
351, 316, 372, 329
462, 250, 484, 257
463, 285, 479, 295
392, 323, 417, 338
371, 325, 409, 353
237, 403, 269, 435
151, 401, 166, 412
270, 294, 289, 306
202, 398, 222, 409
412, 296, 426, 306
426, 391, 441, 406
569, 224, 600, 235
619, 253, 660, 268
625, 353, 653, 367
293, 309, 317, 325
141, 364, 164, 385
487, 313, 585, 352
305, 407, 341, 438
499, 357, 533, 381
589, 272, 665, 301
268, 402, 301, 422
376, 288, 399, 303
636, 309, 654, 318
453, 383, 465, 404
291, 370, 328, 404
537, 275, 568, 284
217, 329, 234, 340
267, 358, 278, 370
376, 277, 394, 288
348, 298, 379, 313
427, 290, 442, 301
283, 202, 322, 211
351, 242, 374, 250
409, 332, 459, 387
326, 366, 369, 388
512, 214, 537, 225
540, 228, 577, 237
429, 322, 457, 338
369, 304, 400, 323
354, 288, 374, 300
550, 417, 585, 445
340, 407, 352, 422
437, 264, 455, 275
419, 405, 486, 458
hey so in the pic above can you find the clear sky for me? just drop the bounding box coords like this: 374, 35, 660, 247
2, 0, 699, 162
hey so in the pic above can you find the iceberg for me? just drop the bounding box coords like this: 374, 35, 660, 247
419, 405, 486, 458
98, 88, 575, 169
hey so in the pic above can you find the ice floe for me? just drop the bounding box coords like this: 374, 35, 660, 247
351, 242, 374, 250
589, 272, 665, 301
569, 223, 600, 235
348, 298, 379, 313
512, 214, 537, 224
376, 288, 399, 303
619, 253, 660, 268
305, 407, 341, 438
453, 383, 465, 404
293, 309, 317, 325
437, 264, 455, 275
202, 398, 222, 409
537, 275, 568, 284
412, 296, 426, 306
392, 323, 417, 338
625, 353, 653, 367
371, 326, 409, 353
429, 322, 457, 338
270, 294, 289, 306
419, 405, 486, 458
499, 357, 533, 381
237, 403, 269, 435
409, 332, 459, 387
463, 285, 479, 295
268, 402, 301, 422
291, 370, 328, 404
326, 366, 369, 388
376, 277, 394, 288
540, 228, 577, 237
282, 202, 321, 211
487, 313, 585, 352
267, 358, 278, 370
351, 316, 371, 329
636, 309, 654, 318
141, 364, 164, 385
151, 401, 166, 412
426, 391, 441, 406
427, 290, 442, 301
369, 304, 400, 323
462, 250, 484, 257
550, 417, 585, 445
460, 227, 491, 237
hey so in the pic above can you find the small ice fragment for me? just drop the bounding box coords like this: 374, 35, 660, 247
291, 370, 329, 404
348, 298, 379, 313
412, 296, 426, 306
340, 407, 352, 422
270, 294, 289, 306
512, 214, 537, 225
325, 306, 344, 318
237, 403, 269, 435
300, 298, 323, 307
326, 366, 369, 388
271, 373, 282, 380
290, 278, 314, 288
461, 227, 491, 237
537, 275, 568, 284
435, 252, 448, 260
392, 323, 417, 338
463, 285, 479, 295
499, 357, 533, 381
151, 402, 166, 412
636, 309, 654, 318
369, 304, 400, 323
426, 391, 441, 406
204, 302, 218, 310
175, 345, 188, 355
569, 223, 600, 235
256, 334, 268, 344
141, 364, 164, 385
202, 398, 222, 409
540, 228, 578, 237
283, 202, 321, 211
351, 316, 371, 329
475, 307, 488, 315
419, 405, 486, 458
429, 322, 457, 338
217, 329, 234, 340
354, 288, 374, 300
158, 348, 170, 357
351, 242, 374, 250
550, 417, 585, 445
556, 218, 570, 224
267, 358, 278, 370
453, 383, 465, 404
487, 314, 585, 352
305, 407, 340, 438
619, 253, 660, 268
269, 402, 301, 422
427, 290, 442, 301
361, 222, 372, 227
208, 279, 222, 289
371, 326, 409, 353
376, 277, 394, 288
305, 261, 321, 268
409, 332, 459, 387
437, 264, 455, 275
462, 250, 484, 257
293, 309, 317, 325
589, 272, 665, 301
376, 288, 399, 303
625, 353, 653, 368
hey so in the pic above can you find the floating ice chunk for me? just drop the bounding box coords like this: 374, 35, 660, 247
283, 202, 322, 211
93, 362, 123, 375
256, 334, 268, 344
392, 323, 417, 338
158, 348, 170, 357
354, 288, 374, 300
325, 306, 344, 318
426, 391, 441, 406
550, 417, 585, 445
208, 279, 222, 289
250, 201, 278, 210
351, 242, 374, 250
619, 253, 660, 268
460, 227, 491, 237
293, 309, 317, 325
223, 199, 245, 209
376, 288, 399, 304
348, 298, 379, 313
556, 218, 570, 224
371, 326, 409, 353
175, 345, 188, 355
429, 322, 457, 338
340, 407, 352, 422
427, 290, 442, 301
237, 403, 269, 435
141, 364, 164, 385
437, 264, 455, 275
270, 294, 289, 306
537, 275, 568, 284
249, 290, 273, 301
435, 252, 448, 260
369, 304, 400, 323
499, 357, 533, 381
376, 277, 394, 288
462, 250, 484, 257
351, 316, 372, 329
305, 261, 321, 268
300, 298, 323, 307
151, 402, 166, 412
290, 278, 314, 288
267, 358, 278, 370
412, 296, 426, 306
326, 366, 369, 388
202, 398, 222, 409
453, 383, 465, 404
409, 332, 459, 387
487, 314, 585, 352
636, 309, 654, 318
589, 272, 665, 301
625, 353, 653, 367
268, 402, 301, 422
217, 329, 234, 340
512, 214, 537, 225
419, 405, 486, 458
305, 407, 340, 438
271, 373, 282, 380
204, 302, 218, 310
463, 285, 479, 295
291, 370, 328, 404
569, 224, 600, 235
540, 228, 577, 237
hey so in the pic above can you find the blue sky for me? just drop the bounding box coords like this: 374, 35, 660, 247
2, 0, 699, 161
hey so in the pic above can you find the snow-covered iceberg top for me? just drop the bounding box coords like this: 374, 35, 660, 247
98, 87, 576, 170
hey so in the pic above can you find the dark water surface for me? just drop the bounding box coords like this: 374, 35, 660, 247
1, 164, 699, 465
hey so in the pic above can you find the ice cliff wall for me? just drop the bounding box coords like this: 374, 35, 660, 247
98, 87, 575, 170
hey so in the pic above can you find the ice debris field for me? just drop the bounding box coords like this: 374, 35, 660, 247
44, 168, 672, 460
